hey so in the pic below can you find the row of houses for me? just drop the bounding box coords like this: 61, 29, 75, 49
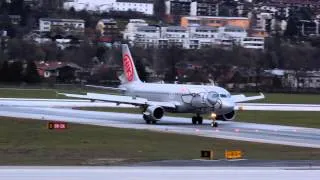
123, 19, 265, 49
226, 68, 320, 90
33, 59, 320, 89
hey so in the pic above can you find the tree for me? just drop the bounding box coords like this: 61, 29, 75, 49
154, 0, 166, 21
9, 0, 24, 15
164, 46, 183, 83
8, 61, 23, 82
0, 61, 9, 82
135, 58, 148, 82
284, 16, 298, 38
24, 61, 41, 83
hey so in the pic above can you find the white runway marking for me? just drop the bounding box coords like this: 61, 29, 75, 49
0, 107, 319, 148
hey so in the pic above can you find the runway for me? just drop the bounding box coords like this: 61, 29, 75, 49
0, 106, 319, 148
0, 166, 319, 180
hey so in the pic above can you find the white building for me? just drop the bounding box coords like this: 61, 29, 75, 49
115, 0, 154, 15
39, 18, 85, 34
165, 0, 219, 16
123, 19, 149, 41
64, 0, 154, 15
123, 20, 263, 50
240, 37, 265, 49
135, 26, 161, 47
218, 25, 247, 42
164, 26, 189, 48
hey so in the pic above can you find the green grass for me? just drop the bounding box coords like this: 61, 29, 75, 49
237, 111, 320, 128
236, 93, 320, 128
0, 118, 319, 165
0, 88, 116, 98
244, 93, 320, 104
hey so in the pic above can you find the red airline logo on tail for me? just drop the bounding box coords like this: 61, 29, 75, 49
123, 54, 134, 81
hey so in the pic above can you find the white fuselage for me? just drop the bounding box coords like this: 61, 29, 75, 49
121, 81, 235, 115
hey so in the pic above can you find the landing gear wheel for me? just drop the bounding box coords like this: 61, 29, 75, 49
143, 115, 157, 124
211, 122, 218, 128
192, 116, 203, 125
198, 117, 203, 125
192, 117, 197, 124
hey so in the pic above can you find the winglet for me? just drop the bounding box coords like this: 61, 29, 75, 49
231, 92, 265, 103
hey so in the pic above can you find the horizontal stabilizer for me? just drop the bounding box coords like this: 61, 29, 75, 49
86, 85, 126, 91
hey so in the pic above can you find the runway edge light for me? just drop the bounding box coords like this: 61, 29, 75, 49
47, 122, 68, 130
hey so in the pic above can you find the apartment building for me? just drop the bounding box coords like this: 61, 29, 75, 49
115, 0, 154, 15
181, 16, 250, 30
123, 20, 263, 50
165, 0, 220, 16
123, 19, 149, 42
134, 26, 161, 47
96, 18, 121, 41
165, 0, 192, 16
240, 37, 265, 49
64, 0, 154, 15
196, 0, 219, 16
39, 18, 85, 35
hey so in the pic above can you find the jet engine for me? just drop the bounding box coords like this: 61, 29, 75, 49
143, 106, 164, 121
217, 110, 236, 121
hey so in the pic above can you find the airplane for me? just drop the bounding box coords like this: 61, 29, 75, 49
59, 44, 265, 127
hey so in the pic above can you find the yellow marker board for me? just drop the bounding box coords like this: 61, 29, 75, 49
225, 150, 243, 159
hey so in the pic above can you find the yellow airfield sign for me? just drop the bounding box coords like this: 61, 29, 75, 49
225, 150, 243, 159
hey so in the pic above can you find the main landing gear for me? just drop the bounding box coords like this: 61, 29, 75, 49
192, 114, 203, 125
143, 114, 157, 124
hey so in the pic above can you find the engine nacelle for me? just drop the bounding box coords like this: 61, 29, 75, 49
144, 106, 164, 120
217, 111, 236, 121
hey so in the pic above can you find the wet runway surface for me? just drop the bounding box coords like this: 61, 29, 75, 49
0, 106, 320, 148
0, 166, 319, 180
131, 159, 320, 167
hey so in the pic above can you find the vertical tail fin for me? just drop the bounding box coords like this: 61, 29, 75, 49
121, 44, 141, 83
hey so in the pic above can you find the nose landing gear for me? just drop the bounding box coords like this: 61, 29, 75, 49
210, 113, 218, 128
211, 121, 218, 127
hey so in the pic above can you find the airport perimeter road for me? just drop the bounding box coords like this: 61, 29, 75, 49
0, 166, 319, 180
0, 107, 320, 148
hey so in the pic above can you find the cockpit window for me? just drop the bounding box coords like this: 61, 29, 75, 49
219, 94, 228, 98
209, 93, 219, 98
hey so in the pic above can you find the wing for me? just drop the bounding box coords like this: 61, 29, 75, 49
59, 92, 178, 109
235, 103, 320, 111
231, 93, 265, 103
